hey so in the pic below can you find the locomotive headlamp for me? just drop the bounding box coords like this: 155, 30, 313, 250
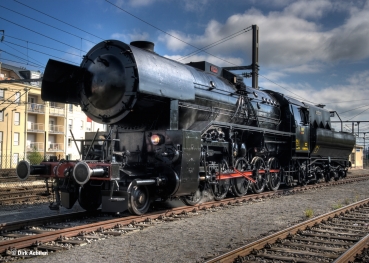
151, 134, 164, 145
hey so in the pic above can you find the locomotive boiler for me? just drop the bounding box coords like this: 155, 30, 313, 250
16, 40, 355, 215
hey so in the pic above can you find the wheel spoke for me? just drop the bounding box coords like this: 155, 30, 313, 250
232, 157, 249, 197
251, 157, 266, 194
267, 157, 281, 191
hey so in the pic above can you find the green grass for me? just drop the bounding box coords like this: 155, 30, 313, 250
304, 208, 314, 218
332, 203, 343, 210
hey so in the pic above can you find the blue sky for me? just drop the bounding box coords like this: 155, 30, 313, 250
1, 0, 369, 144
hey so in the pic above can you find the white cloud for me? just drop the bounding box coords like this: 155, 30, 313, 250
347, 70, 369, 86
114, 0, 158, 7
260, 71, 288, 82
158, 31, 193, 52
283, 63, 323, 74
111, 30, 150, 42
158, 0, 369, 70
283, 0, 332, 19
182, 0, 209, 12
257, 67, 369, 132
128, 0, 157, 7
324, 2, 369, 61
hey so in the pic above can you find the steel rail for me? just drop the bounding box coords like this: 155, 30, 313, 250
334, 233, 369, 262
0, 211, 95, 232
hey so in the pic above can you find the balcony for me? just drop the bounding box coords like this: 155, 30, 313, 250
48, 143, 64, 152
49, 106, 65, 116
28, 103, 45, 114
27, 142, 44, 152
49, 124, 64, 134
27, 122, 44, 132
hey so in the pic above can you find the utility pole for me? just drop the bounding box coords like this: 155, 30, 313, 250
251, 25, 259, 89
357, 122, 360, 137
222, 24, 260, 89
5, 112, 8, 168
0, 30, 4, 79
10, 108, 16, 168
364, 132, 366, 160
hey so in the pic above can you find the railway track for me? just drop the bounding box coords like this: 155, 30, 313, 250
0, 185, 50, 205
0, 173, 368, 261
204, 198, 369, 263
0, 176, 51, 205
0, 176, 46, 183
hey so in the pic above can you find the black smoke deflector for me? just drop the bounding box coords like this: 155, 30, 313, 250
41, 59, 84, 104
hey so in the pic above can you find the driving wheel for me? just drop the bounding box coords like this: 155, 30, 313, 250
128, 185, 150, 215
232, 157, 250, 197
250, 157, 266, 194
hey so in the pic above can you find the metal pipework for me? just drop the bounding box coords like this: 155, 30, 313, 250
127, 178, 158, 194
135, 179, 157, 186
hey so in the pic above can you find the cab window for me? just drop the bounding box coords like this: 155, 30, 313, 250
291, 105, 308, 126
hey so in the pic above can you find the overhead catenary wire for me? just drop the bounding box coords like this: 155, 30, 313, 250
105, 0, 241, 67
177, 27, 252, 62
105, 0, 316, 103
3, 1, 347, 108
0, 4, 97, 45
0, 89, 28, 112
4, 40, 80, 65
6, 35, 82, 58
13, 0, 105, 41
257, 73, 316, 105
2, 41, 45, 67
4, 0, 301, 104
0, 51, 44, 68
0, 57, 44, 68
347, 107, 369, 121
0, 16, 87, 53
339, 104, 369, 115
324, 99, 369, 104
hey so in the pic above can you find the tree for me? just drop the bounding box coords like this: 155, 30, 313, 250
27, 148, 43, 165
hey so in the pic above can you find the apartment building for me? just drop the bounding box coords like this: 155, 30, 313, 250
0, 63, 106, 168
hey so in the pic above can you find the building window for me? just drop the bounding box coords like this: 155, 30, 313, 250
68, 138, 71, 147
69, 104, 73, 112
0, 131, 3, 145
68, 119, 73, 130
86, 121, 91, 131
28, 96, 36, 104
80, 120, 84, 130
0, 89, 4, 100
14, 132, 20, 145
13, 153, 19, 165
14, 112, 20, 125
0, 111, 3, 122
15, 92, 20, 104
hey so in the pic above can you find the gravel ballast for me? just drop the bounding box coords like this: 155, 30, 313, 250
8, 169, 369, 263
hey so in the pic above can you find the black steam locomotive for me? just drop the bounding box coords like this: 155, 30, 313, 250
16, 40, 355, 215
